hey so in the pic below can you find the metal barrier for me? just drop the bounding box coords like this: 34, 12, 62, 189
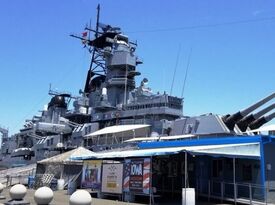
0, 167, 36, 187
195, 178, 275, 204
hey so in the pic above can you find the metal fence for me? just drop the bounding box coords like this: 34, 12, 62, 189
195, 179, 275, 205
0, 167, 36, 187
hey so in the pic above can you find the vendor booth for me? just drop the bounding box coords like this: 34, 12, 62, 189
35, 147, 95, 190
71, 135, 275, 204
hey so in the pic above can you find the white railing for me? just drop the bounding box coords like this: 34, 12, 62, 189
195, 178, 275, 205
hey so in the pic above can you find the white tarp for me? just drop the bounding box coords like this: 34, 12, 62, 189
246, 124, 275, 133
72, 142, 260, 160
85, 124, 150, 138
124, 134, 196, 142
188, 142, 260, 158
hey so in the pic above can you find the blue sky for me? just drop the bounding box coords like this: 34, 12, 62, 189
0, 0, 274, 134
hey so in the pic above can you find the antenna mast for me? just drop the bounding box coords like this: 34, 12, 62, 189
170, 45, 181, 95
181, 48, 192, 98
81, 4, 106, 94
89, 4, 100, 71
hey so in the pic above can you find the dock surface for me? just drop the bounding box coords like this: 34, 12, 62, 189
0, 187, 235, 205
0, 188, 144, 205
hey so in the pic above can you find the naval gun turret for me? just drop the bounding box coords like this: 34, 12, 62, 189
169, 92, 274, 136
222, 92, 275, 131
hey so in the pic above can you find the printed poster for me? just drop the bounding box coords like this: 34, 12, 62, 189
101, 163, 123, 194
81, 160, 102, 189
123, 158, 151, 194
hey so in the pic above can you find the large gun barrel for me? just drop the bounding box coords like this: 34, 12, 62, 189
237, 103, 275, 132
223, 92, 275, 130
248, 112, 275, 130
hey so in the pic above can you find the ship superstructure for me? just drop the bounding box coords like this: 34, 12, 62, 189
70, 5, 183, 134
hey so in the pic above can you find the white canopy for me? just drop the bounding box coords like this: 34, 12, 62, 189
38, 147, 95, 164
85, 124, 150, 138
71, 142, 260, 160
124, 134, 196, 143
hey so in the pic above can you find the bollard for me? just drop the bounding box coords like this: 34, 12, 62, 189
69, 190, 92, 205
34, 186, 54, 205
4, 184, 30, 205
0, 182, 5, 199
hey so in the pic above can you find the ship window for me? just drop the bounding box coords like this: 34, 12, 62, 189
47, 140, 50, 146
50, 138, 54, 145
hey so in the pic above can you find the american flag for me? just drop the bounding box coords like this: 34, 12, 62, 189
123, 160, 131, 191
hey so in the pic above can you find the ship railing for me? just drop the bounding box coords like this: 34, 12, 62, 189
0, 167, 36, 187
195, 178, 275, 205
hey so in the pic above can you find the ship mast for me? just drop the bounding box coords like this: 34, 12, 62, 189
70, 4, 106, 95
88, 4, 102, 72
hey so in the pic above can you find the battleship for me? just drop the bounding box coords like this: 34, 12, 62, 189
0, 5, 274, 169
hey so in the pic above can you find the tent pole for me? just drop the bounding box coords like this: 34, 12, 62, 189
150, 155, 152, 205
233, 157, 236, 205
184, 151, 187, 205
61, 164, 64, 179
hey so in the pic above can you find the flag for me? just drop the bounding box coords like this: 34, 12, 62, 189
82, 31, 88, 38
82, 31, 88, 44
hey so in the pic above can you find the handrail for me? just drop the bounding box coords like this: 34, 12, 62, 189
194, 178, 275, 204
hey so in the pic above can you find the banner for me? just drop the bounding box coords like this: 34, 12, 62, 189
123, 158, 151, 194
81, 160, 102, 189
101, 163, 124, 194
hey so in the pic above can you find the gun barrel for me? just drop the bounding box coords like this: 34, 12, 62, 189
237, 114, 256, 132
248, 112, 275, 130
223, 92, 275, 130
237, 103, 275, 132
254, 103, 275, 119
240, 92, 275, 116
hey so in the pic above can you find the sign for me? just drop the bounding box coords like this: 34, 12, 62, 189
101, 163, 123, 194
81, 160, 102, 189
123, 158, 151, 194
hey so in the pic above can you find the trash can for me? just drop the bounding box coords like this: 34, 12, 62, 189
67, 180, 76, 195
57, 179, 65, 190
182, 188, 195, 205
28, 176, 35, 188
